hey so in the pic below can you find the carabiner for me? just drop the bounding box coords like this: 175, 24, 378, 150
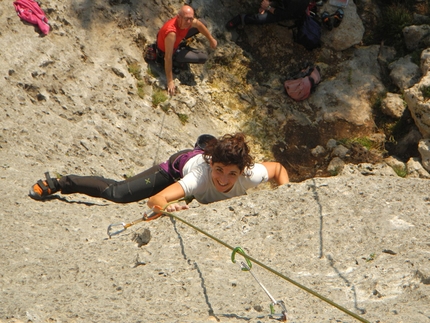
231, 246, 252, 271
106, 199, 190, 238
270, 300, 288, 322
107, 217, 145, 238
107, 222, 127, 238
238, 259, 288, 322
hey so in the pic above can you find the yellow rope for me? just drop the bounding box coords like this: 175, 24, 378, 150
159, 209, 371, 323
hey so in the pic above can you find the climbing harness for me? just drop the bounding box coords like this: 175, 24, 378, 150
106, 203, 371, 323
232, 247, 288, 322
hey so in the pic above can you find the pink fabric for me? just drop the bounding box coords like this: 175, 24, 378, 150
13, 0, 50, 35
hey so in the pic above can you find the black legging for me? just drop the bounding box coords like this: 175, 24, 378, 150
58, 165, 175, 203
57, 149, 194, 203
243, 0, 309, 25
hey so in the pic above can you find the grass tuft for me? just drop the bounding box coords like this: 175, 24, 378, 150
366, 253, 376, 262
338, 137, 375, 150
137, 81, 146, 99
152, 89, 168, 106
329, 166, 342, 176
177, 113, 189, 125
128, 62, 142, 80
392, 165, 408, 177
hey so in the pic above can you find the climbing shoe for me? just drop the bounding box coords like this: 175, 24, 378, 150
321, 11, 333, 31
226, 14, 245, 30
332, 8, 344, 28
29, 172, 60, 200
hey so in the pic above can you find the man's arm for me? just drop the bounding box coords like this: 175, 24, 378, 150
193, 19, 217, 49
259, 0, 275, 14
261, 162, 289, 185
164, 32, 177, 96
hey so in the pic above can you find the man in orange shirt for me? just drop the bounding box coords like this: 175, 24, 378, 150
157, 5, 217, 96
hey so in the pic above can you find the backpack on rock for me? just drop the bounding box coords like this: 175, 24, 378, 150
291, 10, 322, 50
284, 65, 321, 101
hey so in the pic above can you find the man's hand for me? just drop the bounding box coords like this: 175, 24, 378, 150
261, 0, 270, 9
209, 37, 217, 49
195, 20, 217, 51
259, 0, 270, 13
167, 80, 175, 96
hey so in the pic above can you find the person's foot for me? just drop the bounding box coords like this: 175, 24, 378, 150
29, 172, 60, 200
226, 14, 245, 29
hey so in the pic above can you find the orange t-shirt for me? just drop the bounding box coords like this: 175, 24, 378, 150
157, 16, 190, 52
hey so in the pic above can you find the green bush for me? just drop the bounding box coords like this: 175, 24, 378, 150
374, 4, 413, 48
420, 85, 430, 99
377, 0, 417, 11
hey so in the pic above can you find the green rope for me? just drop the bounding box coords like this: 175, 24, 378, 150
160, 210, 371, 323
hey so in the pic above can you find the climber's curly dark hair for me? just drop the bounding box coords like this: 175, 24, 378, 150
203, 133, 254, 172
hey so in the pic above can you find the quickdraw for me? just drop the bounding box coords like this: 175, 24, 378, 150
106, 202, 371, 323
232, 247, 288, 322
107, 197, 192, 238
107, 209, 162, 238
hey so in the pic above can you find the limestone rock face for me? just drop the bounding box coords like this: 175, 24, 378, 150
310, 46, 384, 127
404, 75, 430, 138
418, 138, 430, 172
1, 1, 430, 322
389, 55, 422, 90
320, 1, 365, 51
2, 170, 430, 323
403, 24, 430, 51
381, 92, 406, 119
420, 48, 430, 74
